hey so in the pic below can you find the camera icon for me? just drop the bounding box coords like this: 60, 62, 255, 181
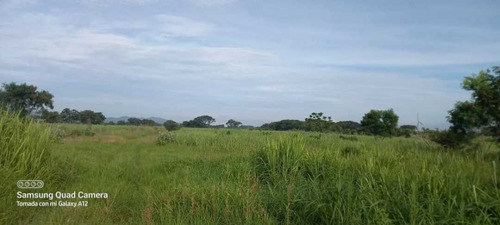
17, 180, 44, 189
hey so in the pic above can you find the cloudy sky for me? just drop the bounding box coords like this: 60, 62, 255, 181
1, 0, 499, 127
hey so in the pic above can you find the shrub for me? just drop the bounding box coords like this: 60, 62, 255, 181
429, 130, 471, 148
157, 132, 176, 145
163, 120, 181, 131
50, 126, 67, 143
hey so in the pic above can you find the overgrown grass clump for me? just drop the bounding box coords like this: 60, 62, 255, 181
0, 110, 59, 223
251, 134, 500, 224
157, 132, 176, 145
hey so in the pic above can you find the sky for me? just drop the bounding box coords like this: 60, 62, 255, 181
1, 0, 499, 128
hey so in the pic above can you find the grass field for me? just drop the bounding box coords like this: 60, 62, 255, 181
1, 113, 500, 224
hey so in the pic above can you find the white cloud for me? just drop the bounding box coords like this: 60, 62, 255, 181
0, 12, 275, 82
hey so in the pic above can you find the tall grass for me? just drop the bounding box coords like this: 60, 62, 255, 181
251, 134, 500, 224
2, 122, 499, 224
0, 110, 60, 223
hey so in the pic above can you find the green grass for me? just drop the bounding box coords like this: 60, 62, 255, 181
1, 117, 499, 224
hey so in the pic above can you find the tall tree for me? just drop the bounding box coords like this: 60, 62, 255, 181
41, 109, 60, 123
164, 120, 181, 131
448, 66, 499, 140
305, 112, 338, 132
79, 110, 106, 124
361, 109, 399, 137
0, 82, 54, 117
183, 115, 216, 127
60, 108, 80, 123
127, 117, 142, 126
226, 119, 242, 128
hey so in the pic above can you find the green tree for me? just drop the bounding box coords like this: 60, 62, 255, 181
337, 121, 361, 134
0, 82, 54, 117
448, 66, 500, 140
260, 120, 305, 131
361, 109, 399, 137
79, 110, 106, 124
195, 115, 216, 127
140, 119, 157, 126
183, 115, 216, 128
41, 109, 60, 123
163, 120, 181, 131
305, 112, 339, 132
127, 117, 142, 126
60, 108, 80, 123
398, 125, 417, 137
226, 119, 242, 128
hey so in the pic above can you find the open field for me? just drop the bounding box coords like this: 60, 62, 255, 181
1, 116, 500, 224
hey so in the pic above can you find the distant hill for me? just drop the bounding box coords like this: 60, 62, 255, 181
105, 116, 167, 124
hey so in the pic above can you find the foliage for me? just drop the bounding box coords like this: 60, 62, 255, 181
305, 112, 339, 132
156, 132, 176, 145
448, 66, 499, 142
41, 109, 60, 123
49, 126, 67, 143
163, 120, 181, 131
0, 109, 59, 223
79, 110, 106, 124
260, 120, 305, 131
361, 109, 399, 137
0, 82, 54, 117
60, 108, 80, 123
127, 117, 158, 126
336, 120, 361, 134
429, 130, 472, 148
226, 119, 242, 128
397, 125, 417, 137
182, 115, 216, 128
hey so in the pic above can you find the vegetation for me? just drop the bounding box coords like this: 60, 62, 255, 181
430, 66, 500, 148
127, 117, 158, 126
261, 120, 305, 131
304, 112, 339, 132
1, 118, 498, 224
361, 109, 399, 137
226, 119, 242, 128
1, 66, 500, 223
163, 120, 181, 131
183, 115, 216, 128
448, 66, 500, 140
0, 110, 66, 223
337, 121, 362, 134
0, 82, 54, 117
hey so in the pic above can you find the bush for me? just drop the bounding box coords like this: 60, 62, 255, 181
428, 130, 471, 148
50, 126, 67, 143
163, 120, 181, 131
157, 132, 176, 145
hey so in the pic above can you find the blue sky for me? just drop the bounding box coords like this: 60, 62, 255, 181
1, 0, 499, 127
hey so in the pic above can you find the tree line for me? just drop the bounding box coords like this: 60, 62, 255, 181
1, 66, 498, 147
